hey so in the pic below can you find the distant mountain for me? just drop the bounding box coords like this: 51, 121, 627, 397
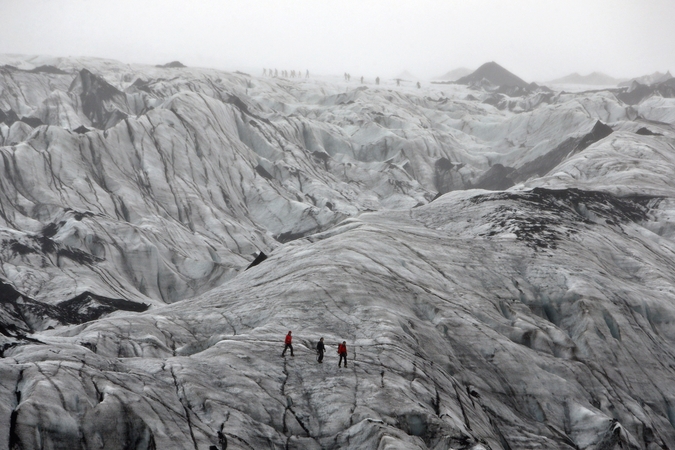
617, 76, 675, 105
156, 60, 186, 68
618, 71, 673, 87
434, 67, 473, 81
456, 61, 530, 89
546, 72, 626, 86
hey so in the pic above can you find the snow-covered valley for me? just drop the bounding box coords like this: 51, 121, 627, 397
1, 55, 675, 449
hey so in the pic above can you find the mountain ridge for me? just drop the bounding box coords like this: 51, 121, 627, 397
433, 67, 473, 81
546, 71, 626, 86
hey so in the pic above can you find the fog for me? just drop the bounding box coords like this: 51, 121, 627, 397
0, 0, 673, 81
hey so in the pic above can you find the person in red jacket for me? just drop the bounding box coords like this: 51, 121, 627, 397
281, 331, 294, 357
337, 341, 347, 367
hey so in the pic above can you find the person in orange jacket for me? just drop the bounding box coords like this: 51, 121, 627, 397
281, 331, 294, 357
337, 341, 347, 367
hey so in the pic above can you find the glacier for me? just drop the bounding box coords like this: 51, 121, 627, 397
1, 54, 675, 449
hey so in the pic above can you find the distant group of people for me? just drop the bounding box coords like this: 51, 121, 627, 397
347, 73, 379, 86
260, 69, 421, 89
263, 68, 309, 78
282, 331, 348, 367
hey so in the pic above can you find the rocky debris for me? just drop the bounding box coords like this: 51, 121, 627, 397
635, 127, 662, 136
470, 187, 651, 248
57, 291, 150, 324
1, 279, 149, 334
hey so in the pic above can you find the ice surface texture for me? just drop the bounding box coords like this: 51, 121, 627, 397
1, 54, 675, 449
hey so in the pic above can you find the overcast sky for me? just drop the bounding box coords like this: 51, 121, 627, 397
1, 0, 673, 81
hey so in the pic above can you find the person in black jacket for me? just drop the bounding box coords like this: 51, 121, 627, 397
316, 337, 325, 363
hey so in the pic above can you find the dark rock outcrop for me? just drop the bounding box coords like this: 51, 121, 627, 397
617, 78, 675, 105
1, 279, 149, 334
27, 65, 69, 75
514, 121, 613, 182
473, 163, 517, 190
456, 61, 531, 90
68, 69, 140, 129
0, 109, 19, 126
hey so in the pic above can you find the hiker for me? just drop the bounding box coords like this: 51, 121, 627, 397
375, 76, 380, 85
263, 68, 267, 76
417, 81, 421, 89
281, 331, 294, 356
360, 76, 364, 84
337, 341, 347, 367
316, 337, 325, 363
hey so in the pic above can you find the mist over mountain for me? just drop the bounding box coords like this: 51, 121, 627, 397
546, 72, 627, 86
434, 67, 473, 81
618, 71, 673, 87
394, 70, 419, 81
1, 54, 675, 449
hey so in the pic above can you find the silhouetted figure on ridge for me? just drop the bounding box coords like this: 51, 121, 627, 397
376, 76, 380, 85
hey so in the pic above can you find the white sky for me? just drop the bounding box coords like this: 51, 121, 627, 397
0, 0, 673, 81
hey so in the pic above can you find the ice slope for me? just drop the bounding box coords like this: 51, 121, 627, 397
1, 54, 675, 449
0, 54, 671, 306
4, 186, 675, 449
